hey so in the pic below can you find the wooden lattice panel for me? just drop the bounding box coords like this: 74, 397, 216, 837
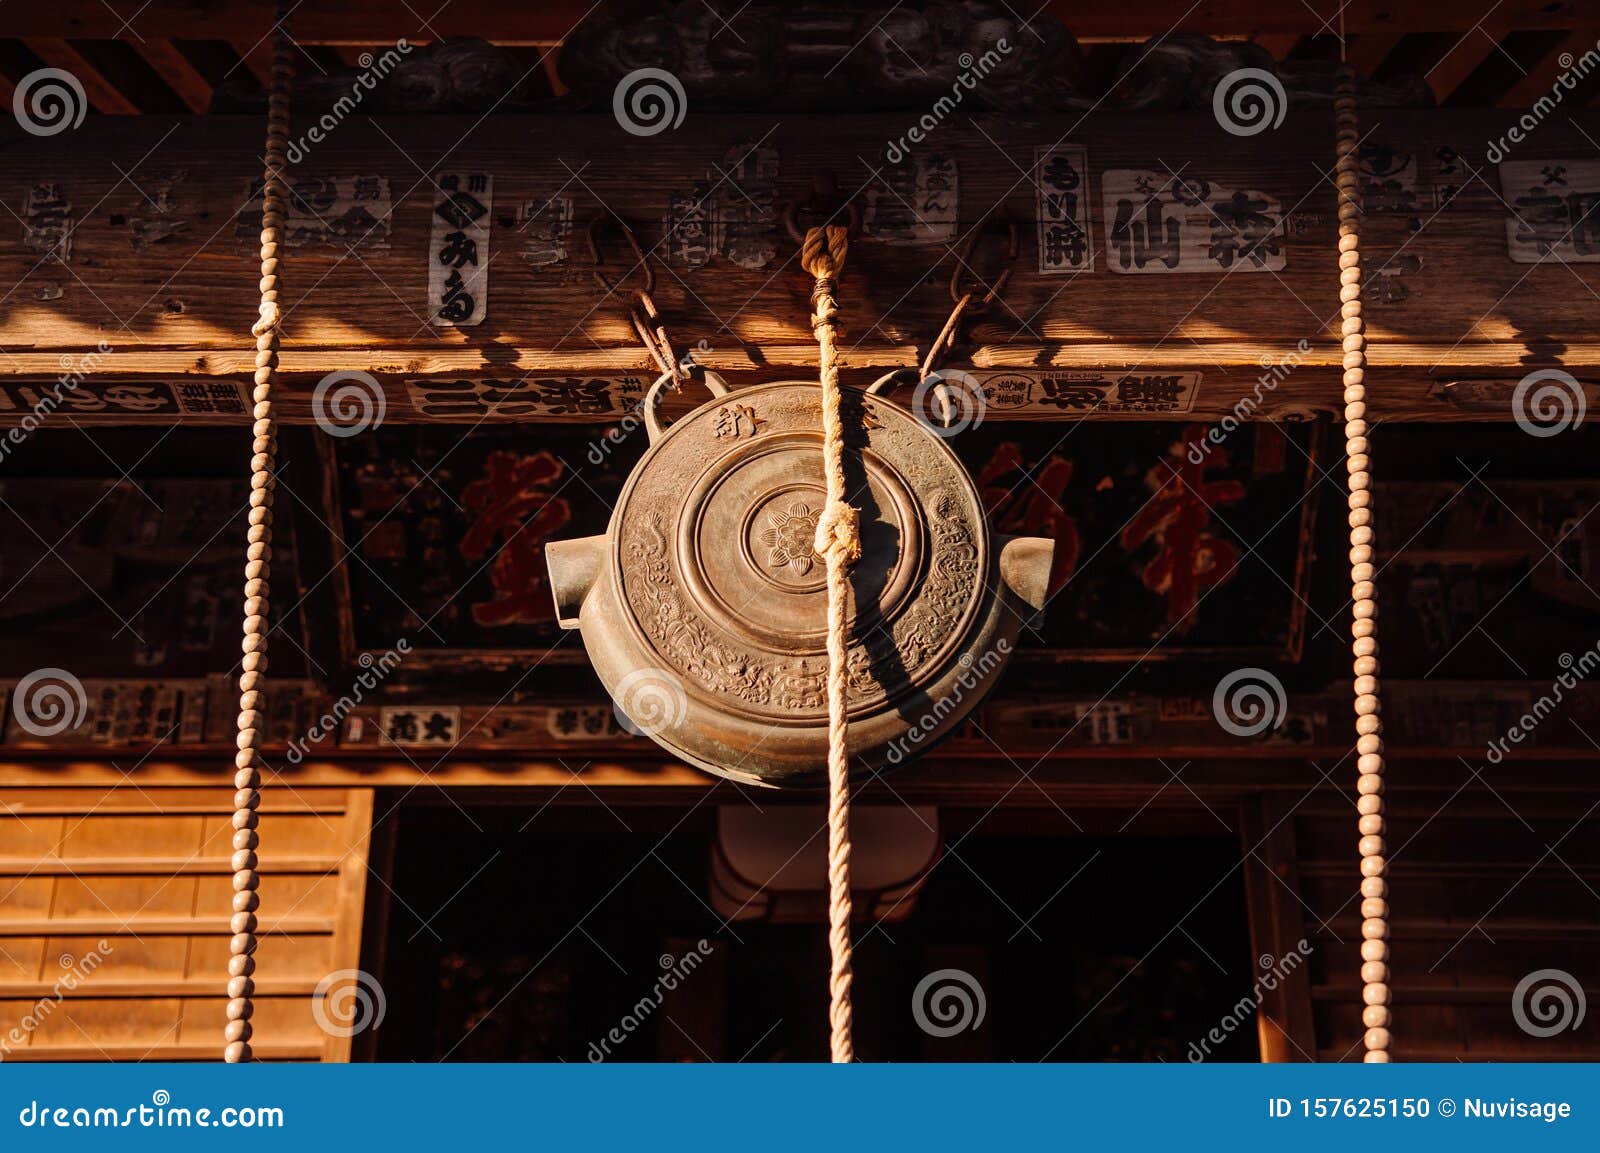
1250, 791, 1600, 1062
0, 784, 372, 1061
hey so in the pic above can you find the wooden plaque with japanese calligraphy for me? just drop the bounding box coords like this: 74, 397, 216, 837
1499, 159, 1600, 263
1034, 145, 1092, 273
864, 153, 958, 246
430, 172, 493, 326
1101, 170, 1287, 274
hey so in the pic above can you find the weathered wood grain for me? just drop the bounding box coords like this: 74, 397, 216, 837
0, 110, 1596, 424
0, 784, 373, 1062
128, 40, 215, 115
1291, 796, 1600, 1062
2, 2, 1583, 40
19, 39, 138, 115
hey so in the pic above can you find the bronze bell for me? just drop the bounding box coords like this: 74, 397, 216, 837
547, 368, 1052, 787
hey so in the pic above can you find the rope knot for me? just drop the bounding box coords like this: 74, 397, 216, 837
814, 500, 861, 566
251, 300, 281, 339
799, 223, 850, 281
803, 224, 848, 337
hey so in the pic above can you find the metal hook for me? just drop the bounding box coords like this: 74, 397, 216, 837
588, 215, 678, 382
864, 366, 962, 430
587, 215, 656, 298
782, 199, 863, 246
950, 213, 1020, 313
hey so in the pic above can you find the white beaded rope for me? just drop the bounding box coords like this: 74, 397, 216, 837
226, 10, 293, 1065
1335, 64, 1392, 1064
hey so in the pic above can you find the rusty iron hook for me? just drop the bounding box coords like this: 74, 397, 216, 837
950, 212, 1020, 313
587, 214, 656, 298
782, 199, 863, 247
588, 215, 679, 382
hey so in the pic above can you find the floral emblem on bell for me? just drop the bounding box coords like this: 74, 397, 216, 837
760, 501, 822, 576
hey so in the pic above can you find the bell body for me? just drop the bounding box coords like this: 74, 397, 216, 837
548, 377, 1051, 787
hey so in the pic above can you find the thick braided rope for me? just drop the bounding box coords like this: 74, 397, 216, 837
1335, 66, 1392, 1064
226, 13, 293, 1065
801, 224, 858, 1063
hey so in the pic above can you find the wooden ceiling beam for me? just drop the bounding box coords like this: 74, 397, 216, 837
540, 49, 568, 97
1424, 27, 1504, 104
129, 38, 213, 114
1343, 30, 1404, 78
0, 107, 1592, 429
0, 1, 1586, 40
1252, 34, 1302, 61
20, 37, 138, 114
0, 349, 1577, 427
229, 38, 275, 87
1497, 28, 1600, 107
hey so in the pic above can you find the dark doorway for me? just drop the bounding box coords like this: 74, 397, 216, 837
368, 800, 1258, 1062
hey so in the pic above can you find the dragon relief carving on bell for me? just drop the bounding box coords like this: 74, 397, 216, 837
547, 368, 1052, 787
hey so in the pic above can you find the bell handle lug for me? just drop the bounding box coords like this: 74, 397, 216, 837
545, 534, 608, 629
867, 368, 968, 429
643, 365, 731, 445
865, 368, 919, 396
996, 534, 1055, 617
